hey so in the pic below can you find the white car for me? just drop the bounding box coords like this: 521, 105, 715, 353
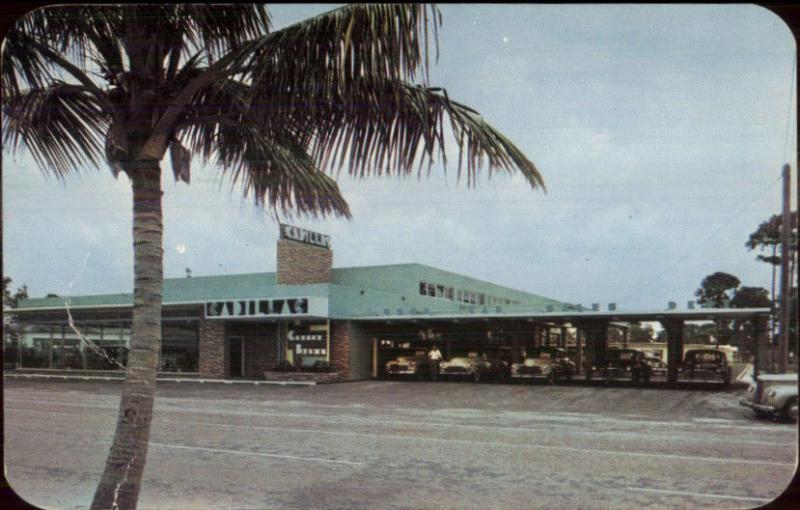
740, 373, 798, 422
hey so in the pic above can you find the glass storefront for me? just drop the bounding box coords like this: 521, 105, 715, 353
161, 323, 199, 372
282, 321, 330, 370
17, 321, 197, 372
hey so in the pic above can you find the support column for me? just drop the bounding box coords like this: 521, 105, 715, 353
753, 314, 771, 377
198, 319, 226, 379
661, 319, 684, 384
371, 338, 378, 379
576, 328, 583, 374
560, 326, 568, 349
511, 334, 520, 363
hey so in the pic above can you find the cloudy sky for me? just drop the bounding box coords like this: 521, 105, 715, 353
2, 4, 797, 310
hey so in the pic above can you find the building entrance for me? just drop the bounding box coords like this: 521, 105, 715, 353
228, 336, 245, 378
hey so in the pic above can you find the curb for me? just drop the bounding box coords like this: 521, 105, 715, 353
3, 373, 316, 386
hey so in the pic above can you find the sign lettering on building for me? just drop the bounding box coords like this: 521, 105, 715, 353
280, 224, 331, 249
288, 324, 328, 358
204, 297, 328, 319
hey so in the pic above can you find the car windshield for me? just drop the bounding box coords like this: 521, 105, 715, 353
534, 349, 564, 359
689, 351, 723, 363
610, 350, 636, 361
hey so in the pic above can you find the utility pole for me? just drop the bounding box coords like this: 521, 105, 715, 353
778, 164, 792, 373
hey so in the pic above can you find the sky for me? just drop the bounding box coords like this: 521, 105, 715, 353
2, 4, 797, 311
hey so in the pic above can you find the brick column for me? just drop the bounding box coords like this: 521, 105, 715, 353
330, 321, 351, 380
199, 319, 226, 379
661, 319, 684, 384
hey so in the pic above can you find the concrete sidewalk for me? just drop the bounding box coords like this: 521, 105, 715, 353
3, 372, 316, 386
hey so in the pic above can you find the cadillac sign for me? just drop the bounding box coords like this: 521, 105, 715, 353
205, 297, 328, 319
280, 224, 331, 249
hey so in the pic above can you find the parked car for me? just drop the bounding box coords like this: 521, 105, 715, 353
643, 356, 667, 378
510, 347, 575, 383
439, 356, 493, 382
740, 373, 798, 422
383, 355, 419, 377
585, 348, 652, 385
679, 349, 731, 385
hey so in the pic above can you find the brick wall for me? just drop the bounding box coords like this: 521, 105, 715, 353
198, 319, 226, 378
330, 321, 351, 380
276, 239, 332, 284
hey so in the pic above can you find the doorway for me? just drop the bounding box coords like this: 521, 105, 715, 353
229, 336, 245, 378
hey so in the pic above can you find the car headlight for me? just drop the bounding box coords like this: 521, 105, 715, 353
767, 389, 777, 398
747, 385, 755, 393
625, 366, 631, 371
591, 365, 596, 371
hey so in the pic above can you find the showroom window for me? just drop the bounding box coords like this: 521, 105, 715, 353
160, 323, 199, 372
18, 320, 198, 372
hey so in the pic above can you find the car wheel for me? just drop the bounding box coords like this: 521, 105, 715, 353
473, 371, 481, 383
783, 397, 799, 422
565, 371, 573, 382
547, 371, 556, 385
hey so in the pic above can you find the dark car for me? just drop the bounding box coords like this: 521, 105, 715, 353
511, 347, 576, 383
643, 356, 667, 378
679, 349, 731, 385
585, 348, 652, 385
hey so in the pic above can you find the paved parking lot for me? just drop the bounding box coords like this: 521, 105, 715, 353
4, 377, 797, 509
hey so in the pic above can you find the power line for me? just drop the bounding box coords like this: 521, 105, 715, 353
618, 173, 783, 304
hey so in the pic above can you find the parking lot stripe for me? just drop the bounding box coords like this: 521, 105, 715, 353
626, 487, 772, 503
7, 397, 792, 435
149, 418, 793, 468
148, 442, 364, 466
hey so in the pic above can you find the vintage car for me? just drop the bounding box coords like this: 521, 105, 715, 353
585, 348, 652, 384
740, 373, 798, 422
438, 356, 494, 382
510, 347, 576, 383
643, 356, 667, 378
678, 349, 731, 385
383, 356, 420, 377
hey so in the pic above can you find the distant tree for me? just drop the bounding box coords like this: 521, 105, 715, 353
628, 323, 655, 343
45, 293, 59, 298
729, 286, 771, 309
695, 272, 741, 308
2, 277, 29, 367
683, 323, 717, 344
745, 211, 798, 319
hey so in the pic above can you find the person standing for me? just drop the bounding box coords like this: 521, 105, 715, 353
428, 345, 443, 381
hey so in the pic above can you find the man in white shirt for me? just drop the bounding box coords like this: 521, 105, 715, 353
428, 345, 443, 381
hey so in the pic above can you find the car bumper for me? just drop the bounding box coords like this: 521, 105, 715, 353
386, 369, 416, 375
739, 398, 777, 414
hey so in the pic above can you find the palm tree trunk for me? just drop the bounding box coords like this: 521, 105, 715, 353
91, 163, 163, 510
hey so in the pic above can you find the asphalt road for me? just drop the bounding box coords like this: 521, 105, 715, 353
3, 377, 797, 510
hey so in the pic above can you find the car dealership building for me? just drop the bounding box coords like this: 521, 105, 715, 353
5, 225, 773, 383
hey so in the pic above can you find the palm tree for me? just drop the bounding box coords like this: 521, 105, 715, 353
2, 4, 544, 509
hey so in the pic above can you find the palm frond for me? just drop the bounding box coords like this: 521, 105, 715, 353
238, 4, 440, 87
178, 79, 350, 218
3, 83, 109, 177
1, 28, 56, 96
249, 79, 544, 191
18, 6, 124, 75
177, 4, 270, 58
